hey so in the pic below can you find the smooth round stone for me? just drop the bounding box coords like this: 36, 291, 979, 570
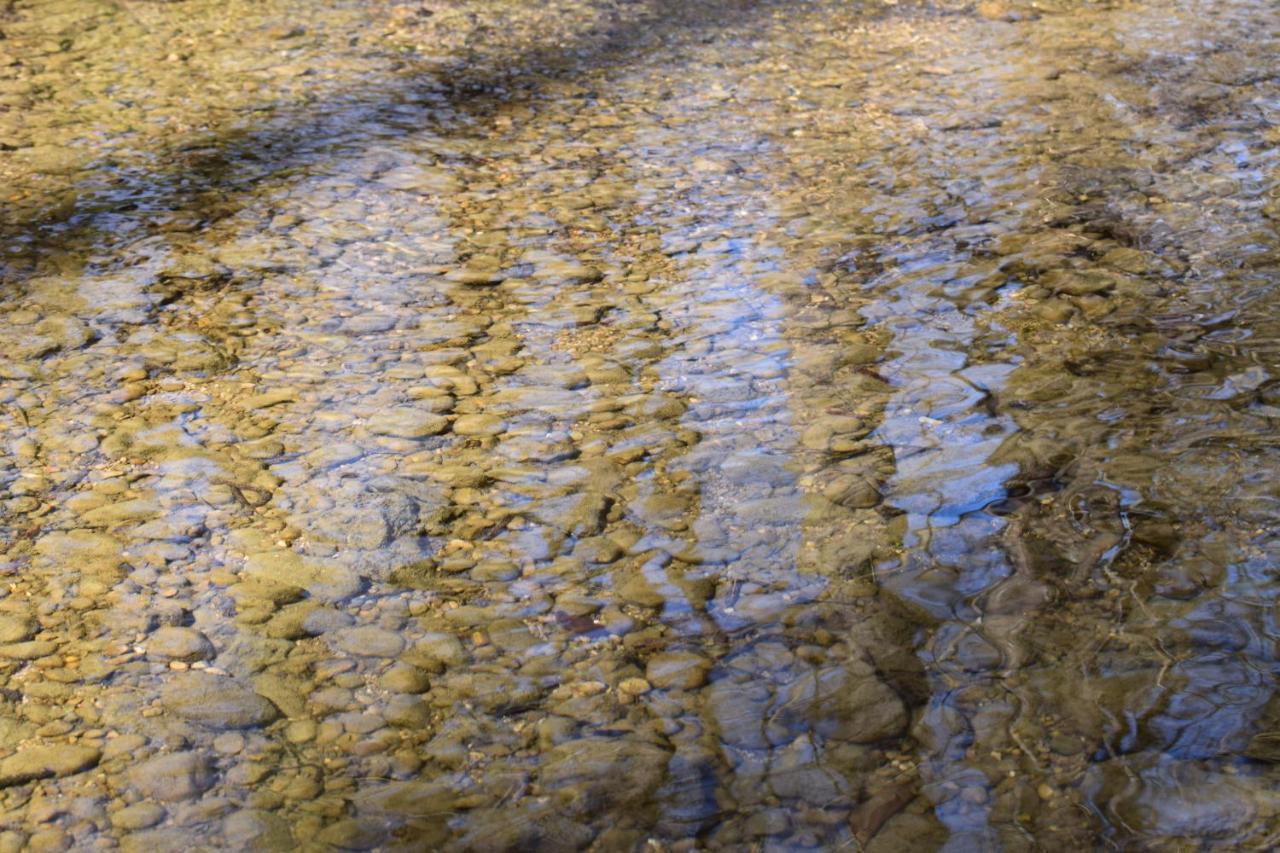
404, 632, 466, 672
24, 828, 68, 853
242, 551, 362, 604
0, 745, 101, 787
213, 733, 246, 755
451, 414, 505, 436
102, 735, 148, 761
539, 738, 671, 808
315, 818, 386, 851
128, 752, 215, 802
223, 809, 293, 848
0, 615, 36, 644
285, 720, 317, 743
146, 626, 216, 662
302, 607, 355, 636
303, 505, 391, 549
367, 408, 448, 439
160, 673, 280, 730
646, 651, 711, 691
111, 803, 167, 831
383, 695, 430, 728
33, 530, 124, 578
379, 664, 431, 694
618, 677, 652, 696
332, 625, 405, 658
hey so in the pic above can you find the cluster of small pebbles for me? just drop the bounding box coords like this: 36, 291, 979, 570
1, 0, 1279, 850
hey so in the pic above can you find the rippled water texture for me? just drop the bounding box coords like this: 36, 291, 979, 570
2, 0, 1279, 849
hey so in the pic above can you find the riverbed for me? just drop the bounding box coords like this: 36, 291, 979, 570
1, 0, 1278, 849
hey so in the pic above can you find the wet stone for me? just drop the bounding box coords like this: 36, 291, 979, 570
0, 641, 59, 660
111, 803, 167, 831
540, 738, 671, 812
332, 625, 405, 658
101, 735, 148, 762
0, 746, 100, 788
302, 607, 355, 636
777, 666, 908, 743
384, 695, 431, 728
617, 572, 668, 608
79, 498, 160, 527
1244, 732, 1280, 763
452, 413, 506, 436
265, 602, 318, 640
243, 389, 297, 410
160, 672, 280, 730
146, 627, 216, 662
646, 651, 712, 691
445, 670, 537, 713
447, 258, 505, 286
120, 829, 190, 853
706, 680, 773, 750
0, 616, 36, 644
315, 818, 386, 850
242, 550, 362, 603
405, 633, 466, 672
367, 408, 449, 439
379, 664, 431, 694
303, 506, 390, 550
222, 809, 292, 848
1040, 269, 1119, 297
342, 314, 397, 335
33, 530, 123, 578
129, 752, 215, 802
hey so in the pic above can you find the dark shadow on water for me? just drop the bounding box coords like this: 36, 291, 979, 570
0, 0, 924, 288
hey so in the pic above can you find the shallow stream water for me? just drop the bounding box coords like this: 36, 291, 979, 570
2, 0, 1279, 849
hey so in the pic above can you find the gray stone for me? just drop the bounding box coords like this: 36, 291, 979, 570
129, 752, 215, 802
706, 679, 773, 749
775, 665, 907, 744
540, 738, 670, 812
160, 672, 280, 730
332, 625, 405, 658
302, 506, 390, 550
222, 809, 292, 848
356, 778, 460, 818
301, 607, 355, 636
